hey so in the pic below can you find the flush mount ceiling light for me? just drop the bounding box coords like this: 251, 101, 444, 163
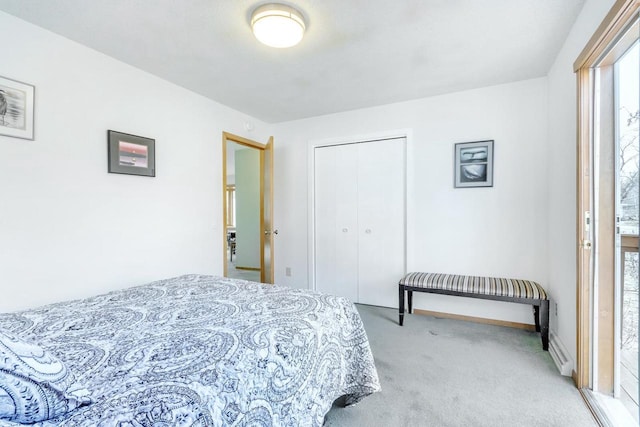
251, 3, 306, 48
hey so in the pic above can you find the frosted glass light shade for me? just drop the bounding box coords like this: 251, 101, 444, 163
251, 4, 306, 48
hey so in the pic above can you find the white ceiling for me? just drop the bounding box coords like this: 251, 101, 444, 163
0, 0, 585, 123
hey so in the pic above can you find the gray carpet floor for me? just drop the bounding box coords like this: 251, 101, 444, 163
325, 304, 597, 427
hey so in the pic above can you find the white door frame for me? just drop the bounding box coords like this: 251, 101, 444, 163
307, 128, 413, 292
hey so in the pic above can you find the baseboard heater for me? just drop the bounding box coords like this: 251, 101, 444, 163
549, 331, 572, 376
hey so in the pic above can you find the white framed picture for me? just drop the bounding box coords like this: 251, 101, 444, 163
454, 140, 494, 188
0, 75, 35, 140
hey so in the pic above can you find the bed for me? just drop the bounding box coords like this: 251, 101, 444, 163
0, 275, 380, 426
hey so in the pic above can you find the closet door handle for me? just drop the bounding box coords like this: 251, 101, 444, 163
365, 229, 372, 234
342, 228, 348, 233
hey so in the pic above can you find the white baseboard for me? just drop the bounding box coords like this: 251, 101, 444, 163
549, 331, 573, 376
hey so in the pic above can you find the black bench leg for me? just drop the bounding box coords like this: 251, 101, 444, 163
399, 285, 405, 326
533, 305, 541, 333
540, 300, 549, 351
408, 290, 413, 314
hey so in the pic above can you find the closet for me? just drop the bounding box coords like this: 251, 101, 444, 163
313, 137, 406, 308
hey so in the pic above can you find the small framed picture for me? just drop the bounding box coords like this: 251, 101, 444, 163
0, 76, 35, 140
108, 130, 155, 177
454, 140, 494, 188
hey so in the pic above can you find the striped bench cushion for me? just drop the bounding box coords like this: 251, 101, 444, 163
399, 272, 547, 300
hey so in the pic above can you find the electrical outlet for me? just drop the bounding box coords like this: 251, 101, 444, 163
555, 303, 558, 316
286, 267, 291, 277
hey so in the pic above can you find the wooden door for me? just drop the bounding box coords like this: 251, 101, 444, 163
261, 137, 274, 283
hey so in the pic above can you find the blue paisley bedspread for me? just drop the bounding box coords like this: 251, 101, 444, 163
0, 275, 380, 426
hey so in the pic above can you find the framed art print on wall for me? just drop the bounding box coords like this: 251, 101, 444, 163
454, 140, 494, 188
0, 76, 35, 140
108, 130, 155, 177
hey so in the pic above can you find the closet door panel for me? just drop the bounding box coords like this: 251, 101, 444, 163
333, 144, 359, 301
356, 138, 405, 307
314, 145, 358, 301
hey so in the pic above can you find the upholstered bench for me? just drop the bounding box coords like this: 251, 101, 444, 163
398, 272, 549, 350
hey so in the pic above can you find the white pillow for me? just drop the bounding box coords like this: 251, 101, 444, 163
0, 330, 91, 424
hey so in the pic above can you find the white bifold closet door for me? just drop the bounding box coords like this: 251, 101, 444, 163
314, 144, 359, 302
314, 137, 405, 308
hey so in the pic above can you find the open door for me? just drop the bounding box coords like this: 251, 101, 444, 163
261, 136, 275, 284
222, 132, 275, 284
575, 2, 640, 423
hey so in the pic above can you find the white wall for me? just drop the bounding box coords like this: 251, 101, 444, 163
0, 12, 270, 312
546, 0, 615, 367
234, 148, 261, 268
273, 78, 549, 325
1, 2, 617, 357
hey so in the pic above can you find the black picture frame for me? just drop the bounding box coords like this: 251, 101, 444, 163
454, 140, 494, 188
108, 130, 155, 177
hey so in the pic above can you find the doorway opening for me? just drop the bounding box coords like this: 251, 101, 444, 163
222, 132, 274, 284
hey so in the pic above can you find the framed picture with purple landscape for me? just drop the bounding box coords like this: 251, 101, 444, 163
108, 130, 155, 177
454, 140, 494, 188
0, 75, 35, 140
